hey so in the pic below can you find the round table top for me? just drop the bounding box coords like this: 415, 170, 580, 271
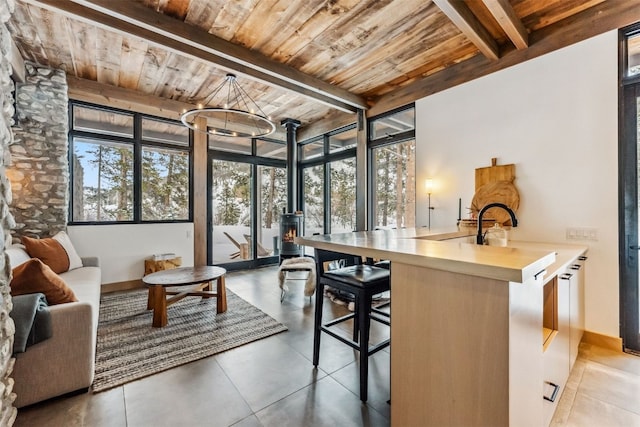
142, 266, 226, 286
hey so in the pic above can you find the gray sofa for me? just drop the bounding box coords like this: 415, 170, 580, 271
6, 244, 101, 408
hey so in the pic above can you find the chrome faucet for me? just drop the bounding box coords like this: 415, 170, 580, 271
476, 203, 518, 245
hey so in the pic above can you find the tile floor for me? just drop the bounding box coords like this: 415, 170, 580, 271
13, 266, 640, 427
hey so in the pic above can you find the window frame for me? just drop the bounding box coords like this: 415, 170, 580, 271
68, 100, 194, 225
298, 124, 358, 234
367, 104, 416, 230
206, 137, 287, 270
618, 22, 640, 355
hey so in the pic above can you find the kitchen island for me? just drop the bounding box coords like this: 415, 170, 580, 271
296, 228, 587, 426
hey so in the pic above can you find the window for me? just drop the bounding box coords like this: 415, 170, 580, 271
257, 165, 286, 257
256, 139, 286, 159
72, 138, 134, 221
209, 135, 252, 154
371, 139, 416, 228
369, 105, 416, 229
69, 102, 191, 223
370, 107, 415, 140
303, 165, 325, 236
301, 138, 324, 160
141, 145, 190, 221
627, 32, 640, 77
72, 104, 134, 138
299, 124, 357, 235
329, 127, 357, 153
330, 158, 356, 233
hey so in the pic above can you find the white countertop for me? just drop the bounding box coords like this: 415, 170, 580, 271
295, 228, 587, 283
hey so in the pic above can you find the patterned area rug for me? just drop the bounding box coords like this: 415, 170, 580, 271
93, 288, 287, 392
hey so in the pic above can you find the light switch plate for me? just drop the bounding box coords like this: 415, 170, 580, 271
566, 227, 598, 241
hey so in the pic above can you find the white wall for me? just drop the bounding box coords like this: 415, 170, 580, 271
68, 223, 195, 284
415, 31, 619, 338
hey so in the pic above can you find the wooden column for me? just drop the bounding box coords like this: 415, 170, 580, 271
193, 116, 208, 266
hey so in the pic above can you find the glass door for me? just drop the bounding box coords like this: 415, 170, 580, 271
621, 82, 640, 354
210, 159, 252, 264
257, 165, 286, 258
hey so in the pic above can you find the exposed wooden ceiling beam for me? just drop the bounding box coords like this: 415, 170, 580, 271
433, 0, 499, 60
24, 0, 365, 114
483, 0, 528, 50
67, 75, 194, 121
67, 75, 287, 141
369, 0, 640, 117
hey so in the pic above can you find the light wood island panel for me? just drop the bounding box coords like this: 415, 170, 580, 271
295, 228, 588, 426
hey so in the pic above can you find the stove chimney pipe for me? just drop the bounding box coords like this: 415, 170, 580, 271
281, 118, 301, 213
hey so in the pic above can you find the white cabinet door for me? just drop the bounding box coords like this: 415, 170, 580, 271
542, 275, 570, 426
568, 256, 586, 369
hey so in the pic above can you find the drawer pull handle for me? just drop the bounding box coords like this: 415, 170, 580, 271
559, 273, 573, 280
578, 256, 588, 261
570, 264, 581, 270
543, 382, 560, 402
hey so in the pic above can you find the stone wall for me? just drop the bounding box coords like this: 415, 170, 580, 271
0, 0, 18, 424
7, 61, 68, 240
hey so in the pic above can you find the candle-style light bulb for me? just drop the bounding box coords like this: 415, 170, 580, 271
425, 178, 434, 194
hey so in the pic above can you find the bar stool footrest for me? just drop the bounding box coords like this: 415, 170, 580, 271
320, 326, 391, 355
323, 312, 356, 328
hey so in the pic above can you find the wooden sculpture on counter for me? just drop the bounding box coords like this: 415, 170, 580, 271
469, 158, 520, 226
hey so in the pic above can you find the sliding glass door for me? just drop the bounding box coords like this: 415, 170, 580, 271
257, 165, 286, 258
620, 82, 640, 354
207, 137, 285, 269
210, 159, 252, 264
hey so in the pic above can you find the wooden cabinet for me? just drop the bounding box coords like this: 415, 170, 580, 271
541, 252, 587, 426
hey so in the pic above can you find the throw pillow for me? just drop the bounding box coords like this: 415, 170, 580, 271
22, 231, 83, 273
10, 258, 78, 305
52, 231, 83, 270
22, 235, 69, 274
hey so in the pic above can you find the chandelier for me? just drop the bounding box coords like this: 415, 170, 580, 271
180, 73, 276, 138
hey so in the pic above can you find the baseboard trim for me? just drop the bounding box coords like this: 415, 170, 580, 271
582, 330, 623, 352
101, 279, 145, 294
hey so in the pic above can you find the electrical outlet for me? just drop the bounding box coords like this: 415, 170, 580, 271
566, 227, 598, 241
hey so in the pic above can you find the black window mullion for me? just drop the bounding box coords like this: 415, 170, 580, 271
68, 106, 75, 223
251, 163, 258, 260
324, 163, 331, 233
133, 114, 142, 222
188, 130, 194, 222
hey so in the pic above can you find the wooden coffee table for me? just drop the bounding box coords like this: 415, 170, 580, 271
142, 266, 227, 327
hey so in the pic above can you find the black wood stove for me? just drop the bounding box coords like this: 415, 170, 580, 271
280, 212, 304, 261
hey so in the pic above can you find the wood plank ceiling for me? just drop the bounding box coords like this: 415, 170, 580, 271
7, 0, 640, 141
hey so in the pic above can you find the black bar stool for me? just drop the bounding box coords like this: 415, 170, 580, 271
312, 248, 390, 402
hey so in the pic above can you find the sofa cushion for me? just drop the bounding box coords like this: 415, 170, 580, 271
22, 231, 83, 273
6, 245, 31, 269
59, 266, 102, 329
11, 258, 78, 305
